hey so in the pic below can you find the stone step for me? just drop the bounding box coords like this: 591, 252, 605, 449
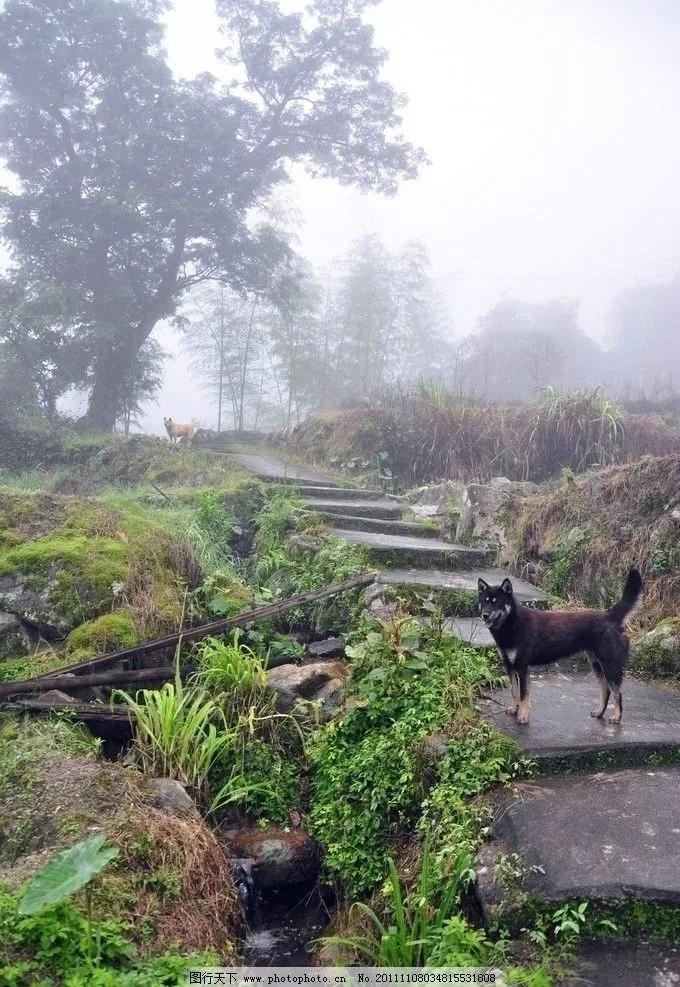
313, 512, 441, 538
479, 671, 680, 771
296, 484, 388, 501
475, 766, 680, 924
378, 567, 547, 605
302, 498, 403, 520
328, 528, 491, 571
439, 616, 496, 647
564, 941, 680, 987
224, 452, 340, 487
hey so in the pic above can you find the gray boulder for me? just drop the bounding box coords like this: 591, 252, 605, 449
406, 481, 466, 518
266, 660, 349, 718
305, 637, 345, 661
456, 478, 538, 544
29, 689, 77, 707
0, 611, 34, 660
0, 569, 72, 638
145, 777, 198, 815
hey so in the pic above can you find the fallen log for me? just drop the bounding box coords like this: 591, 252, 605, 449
20, 570, 375, 686
1, 697, 133, 743
0, 648, 299, 699
0, 665, 177, 698
2, 697, 130, 720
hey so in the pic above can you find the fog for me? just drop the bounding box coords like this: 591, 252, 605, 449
145, 0, 680, 431
3, 0, 680, 432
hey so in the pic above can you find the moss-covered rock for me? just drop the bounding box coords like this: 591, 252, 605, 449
0, 492, 192, 644
65, 611, 137, 656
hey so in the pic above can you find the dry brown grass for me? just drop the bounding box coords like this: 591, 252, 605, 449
505, 454, 680, 630
107, 806, 242, 960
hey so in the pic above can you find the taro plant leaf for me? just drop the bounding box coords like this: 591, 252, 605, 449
18, 835, 119, 915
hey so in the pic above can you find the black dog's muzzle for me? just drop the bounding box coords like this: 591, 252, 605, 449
481, 608, 506, 629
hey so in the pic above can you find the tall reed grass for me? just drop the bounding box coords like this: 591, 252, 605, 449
321, 845, 487, 967
288, 388, 680, 485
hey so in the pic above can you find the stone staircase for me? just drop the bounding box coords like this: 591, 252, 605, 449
223, 450, 680, 984
475, 661, 680, 984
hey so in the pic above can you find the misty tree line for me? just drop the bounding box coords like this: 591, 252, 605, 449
451, 282, 680, 406
1, 0, 678, 435
180, 248, 680, 431
181, 234, 452, 431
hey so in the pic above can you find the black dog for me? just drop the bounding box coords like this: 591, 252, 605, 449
478, 569, 643, 725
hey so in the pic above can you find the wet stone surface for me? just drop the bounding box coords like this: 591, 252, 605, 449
480, 672, 680, 765
328, 527, 491, 570
302, 497, 402, 519
378, 567, 548, 603
476, 766, 680, 916
563, 940, 680, 987
224, 453, 339, 487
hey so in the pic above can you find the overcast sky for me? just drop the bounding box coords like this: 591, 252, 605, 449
88, 1, 680, 426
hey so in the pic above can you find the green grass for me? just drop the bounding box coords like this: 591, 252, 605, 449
115, 681, 234, 807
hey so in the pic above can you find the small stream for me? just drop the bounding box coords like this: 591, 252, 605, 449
242, 880, 334, 966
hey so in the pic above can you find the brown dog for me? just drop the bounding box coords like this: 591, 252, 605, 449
478, 569, 643, 725
163, 417, 196, 446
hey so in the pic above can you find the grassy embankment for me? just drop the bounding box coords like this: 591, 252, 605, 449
285, 388, 680, 487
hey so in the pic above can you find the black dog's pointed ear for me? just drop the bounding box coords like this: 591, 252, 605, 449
478, 578, 489, 593
501, 578, 513, 594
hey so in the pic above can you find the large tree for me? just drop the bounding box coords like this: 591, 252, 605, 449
0, 0, 425, 429
457, 299, 603, 400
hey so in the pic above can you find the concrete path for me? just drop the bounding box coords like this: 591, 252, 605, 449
301, 497, 403, 520
377, 567, 548, 604
565, 941, 680, 986
225, 452, 340, 487
297, 484, 387, 501
328, 527, 491, 571
314, 513, 440, 538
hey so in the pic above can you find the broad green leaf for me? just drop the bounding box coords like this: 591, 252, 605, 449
18, 835, 119, 915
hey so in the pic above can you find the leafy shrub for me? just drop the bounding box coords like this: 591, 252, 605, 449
308, 624, 517, 896
251, 492, 368, 634
0, 887, 211, 985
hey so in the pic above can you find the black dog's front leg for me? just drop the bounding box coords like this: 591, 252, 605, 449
515, 661, 531, 725
503, 658, 519, 716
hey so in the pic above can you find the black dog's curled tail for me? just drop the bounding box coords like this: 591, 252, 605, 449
608, 568, 643, 625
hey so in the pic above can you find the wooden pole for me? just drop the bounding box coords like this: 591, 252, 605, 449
0, 649, 302, 699
28, 571, 375, 681
3, 699, 131, 720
